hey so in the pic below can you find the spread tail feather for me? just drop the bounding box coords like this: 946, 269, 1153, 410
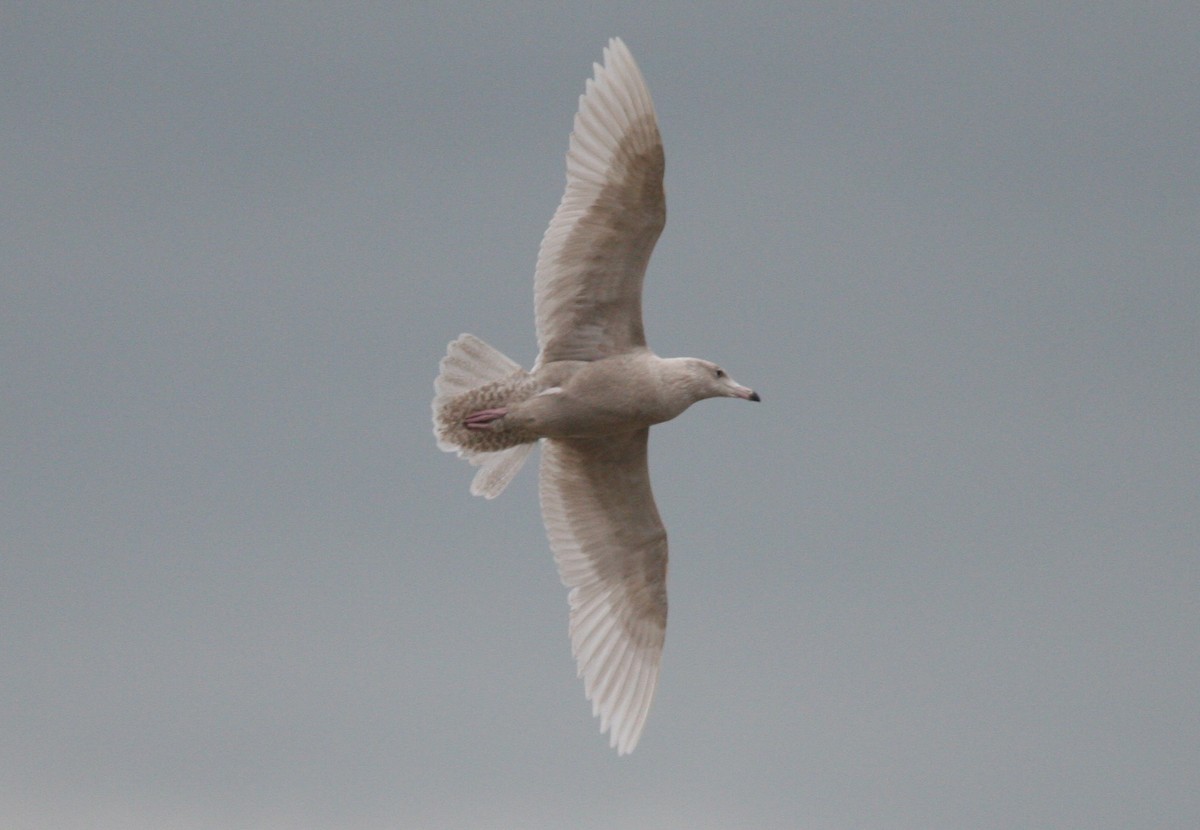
469, 443, 536, 499
433, 334, 522, 412
433, 334, 536, 498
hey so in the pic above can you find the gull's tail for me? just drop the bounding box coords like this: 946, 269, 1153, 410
432, 334, 537, 499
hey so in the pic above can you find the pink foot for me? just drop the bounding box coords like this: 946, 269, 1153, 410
464, 407, 508, 430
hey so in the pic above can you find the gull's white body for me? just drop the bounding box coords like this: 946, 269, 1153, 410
432, 39, 758, 754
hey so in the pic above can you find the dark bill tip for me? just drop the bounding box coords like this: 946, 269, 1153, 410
748, 391, 761, 402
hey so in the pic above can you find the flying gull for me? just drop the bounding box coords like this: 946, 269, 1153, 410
432, 38, 759, 754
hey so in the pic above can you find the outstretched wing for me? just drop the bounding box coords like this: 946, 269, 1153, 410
539, 429, 667, 754
533, 38, 665, 367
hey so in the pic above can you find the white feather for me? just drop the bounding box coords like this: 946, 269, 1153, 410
533, 38, 665, 367
539, 431, 666, 755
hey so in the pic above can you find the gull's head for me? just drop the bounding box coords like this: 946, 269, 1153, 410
682, 358, 760, 403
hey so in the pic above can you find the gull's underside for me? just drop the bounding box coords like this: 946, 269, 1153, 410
432, 38, 757, 755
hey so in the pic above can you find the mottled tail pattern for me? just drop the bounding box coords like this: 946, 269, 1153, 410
432, 334, 540, 498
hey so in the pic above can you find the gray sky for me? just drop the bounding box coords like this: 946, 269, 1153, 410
4, 3, 1198, 828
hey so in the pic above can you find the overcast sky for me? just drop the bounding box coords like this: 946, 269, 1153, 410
3, 4, 1198, 829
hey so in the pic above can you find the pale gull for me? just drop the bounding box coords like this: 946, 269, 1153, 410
432, 38, 759, 755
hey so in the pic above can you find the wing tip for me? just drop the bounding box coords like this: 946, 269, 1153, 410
574, 610, 663, 756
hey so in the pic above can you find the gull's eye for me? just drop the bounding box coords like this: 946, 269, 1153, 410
714, 368, 725, 379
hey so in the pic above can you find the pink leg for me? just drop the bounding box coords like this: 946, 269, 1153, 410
463, 407, 508, 430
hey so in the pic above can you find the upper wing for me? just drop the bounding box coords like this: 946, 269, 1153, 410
539, 429, 667, 754
533, 38, 666, 367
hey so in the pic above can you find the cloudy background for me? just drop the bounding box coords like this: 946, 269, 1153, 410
3, 3, 1197, 828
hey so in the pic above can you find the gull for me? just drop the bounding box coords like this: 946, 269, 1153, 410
432, 38, 759, 754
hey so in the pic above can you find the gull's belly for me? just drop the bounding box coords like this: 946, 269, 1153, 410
515, 358, 681, 438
